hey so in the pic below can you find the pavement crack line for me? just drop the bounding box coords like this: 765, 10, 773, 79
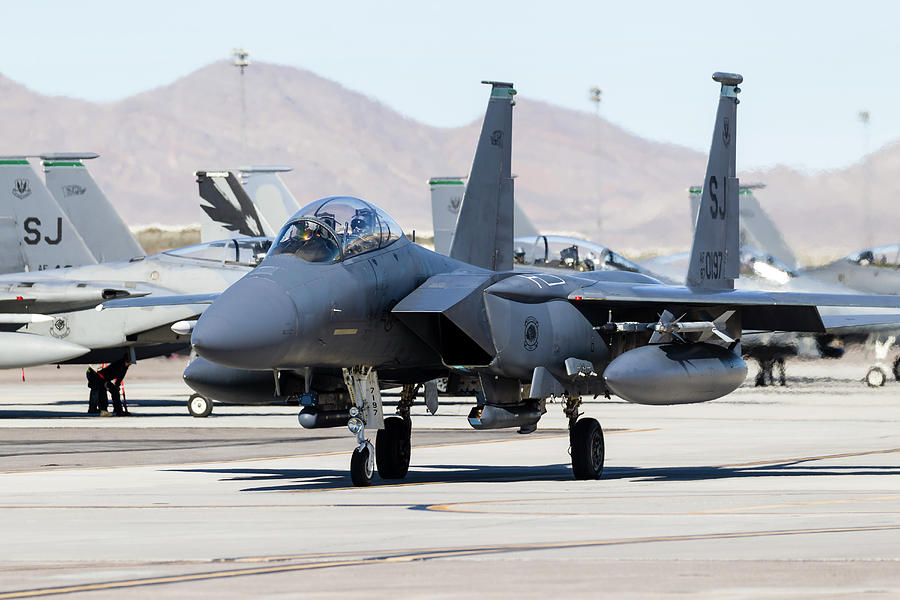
2, 524, 899, 599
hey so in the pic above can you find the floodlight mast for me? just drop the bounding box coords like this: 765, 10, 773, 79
233, 48, 250, 159
589, 86, 603, 234
859, 110, 872, 247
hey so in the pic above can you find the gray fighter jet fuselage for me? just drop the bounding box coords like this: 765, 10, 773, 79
107, 75, 900, 487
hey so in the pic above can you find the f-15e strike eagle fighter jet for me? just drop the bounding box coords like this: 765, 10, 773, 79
106, 74, 900, 486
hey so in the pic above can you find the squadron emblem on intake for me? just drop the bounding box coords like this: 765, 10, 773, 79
49, 317, 70, 339
523, 316, 539, 351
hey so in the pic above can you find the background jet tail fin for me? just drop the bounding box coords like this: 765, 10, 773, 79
686, 72, 742, 289
0, 157, 96, 272
197, 170, 268, 242
688, 183, 798, 270
429, 176, 466, 255
237, 166, 301, 231
430, 174, 537, 257
41, 154, 145, 261
449, 81, 516, 271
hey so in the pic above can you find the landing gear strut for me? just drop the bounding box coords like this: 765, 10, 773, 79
343, 367, 384, 486
564, 396, 604, 480
864, 336, 896, 388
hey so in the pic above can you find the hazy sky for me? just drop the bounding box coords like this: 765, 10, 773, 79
3, 1, 897, 171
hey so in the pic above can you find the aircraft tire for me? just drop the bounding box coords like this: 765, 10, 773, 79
351, 444, 374, 486
893, 356, 900, 382
571, 417, 604, 480
866, 367, 887, 388
376, 416, 411, 479
188, 394, 213, 418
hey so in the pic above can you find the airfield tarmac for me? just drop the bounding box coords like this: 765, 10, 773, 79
0, 355, 898, 598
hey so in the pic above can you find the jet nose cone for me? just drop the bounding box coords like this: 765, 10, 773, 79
192, 276, 298, 369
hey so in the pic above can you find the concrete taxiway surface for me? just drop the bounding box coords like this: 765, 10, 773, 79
0, 355, 898, 598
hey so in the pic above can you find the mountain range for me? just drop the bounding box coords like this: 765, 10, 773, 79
1, 61, 894, 263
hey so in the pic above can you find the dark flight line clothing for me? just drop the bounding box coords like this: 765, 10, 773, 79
86, 357, 131, 415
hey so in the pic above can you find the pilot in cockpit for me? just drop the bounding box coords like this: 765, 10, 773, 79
560, 245, 579, 269
278, 220, 340, 262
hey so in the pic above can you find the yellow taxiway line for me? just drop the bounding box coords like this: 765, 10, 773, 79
2, 524, 899, 599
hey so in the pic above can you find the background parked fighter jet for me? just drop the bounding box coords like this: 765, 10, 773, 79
0, 167, 279, 399
117, 75, 900, 487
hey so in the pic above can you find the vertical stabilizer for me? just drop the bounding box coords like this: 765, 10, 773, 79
449, 81, 516, 271
197, 171, 269, 242
42, 153, 144, 261
686, 72, 742, 289
238, 166, 300, 232
0, 157, 96, 272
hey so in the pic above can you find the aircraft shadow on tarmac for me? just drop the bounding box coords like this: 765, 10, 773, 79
169, 459, 900, 492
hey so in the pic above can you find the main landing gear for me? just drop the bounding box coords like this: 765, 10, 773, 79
864, 336, 897, 388
564, 396, 604, 479
188, 393, 213, 417
343, 368, 416, 486
376, 384, 416, 479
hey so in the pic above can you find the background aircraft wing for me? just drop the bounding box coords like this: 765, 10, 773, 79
100, 292, 220, 310
819, 313, 900, 333
0, 282, 149, 314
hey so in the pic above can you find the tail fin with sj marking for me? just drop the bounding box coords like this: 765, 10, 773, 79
686, 72, 742, 289
0, 157, 96, 272
449, 81, 516, 271
42, 153, 144, 262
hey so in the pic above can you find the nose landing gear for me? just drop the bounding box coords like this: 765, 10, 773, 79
343, 367, 384, 487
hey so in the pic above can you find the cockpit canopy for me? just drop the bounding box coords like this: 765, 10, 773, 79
164, 237, 272, 266
514, 235, 644, 274
739, 247, 797, 284
269, 196, 403, 263
845, 245, 900, 268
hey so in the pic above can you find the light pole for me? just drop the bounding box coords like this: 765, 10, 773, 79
589, 87, 603, 234
859, 110, 871, 247
233, 48, 250, 158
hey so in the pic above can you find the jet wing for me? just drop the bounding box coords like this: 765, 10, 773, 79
0, 282, 149, 314
820, 313, 900, 333
566, 281, 900, 333
99, 292, 221, 310
568, 281, 900, 309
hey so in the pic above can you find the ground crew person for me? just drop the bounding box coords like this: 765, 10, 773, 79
85, 355, 132, 416
98, 355, 132, 416
85, 367, 107, 415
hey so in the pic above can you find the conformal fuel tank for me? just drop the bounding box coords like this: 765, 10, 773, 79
603, 343, 747, 405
